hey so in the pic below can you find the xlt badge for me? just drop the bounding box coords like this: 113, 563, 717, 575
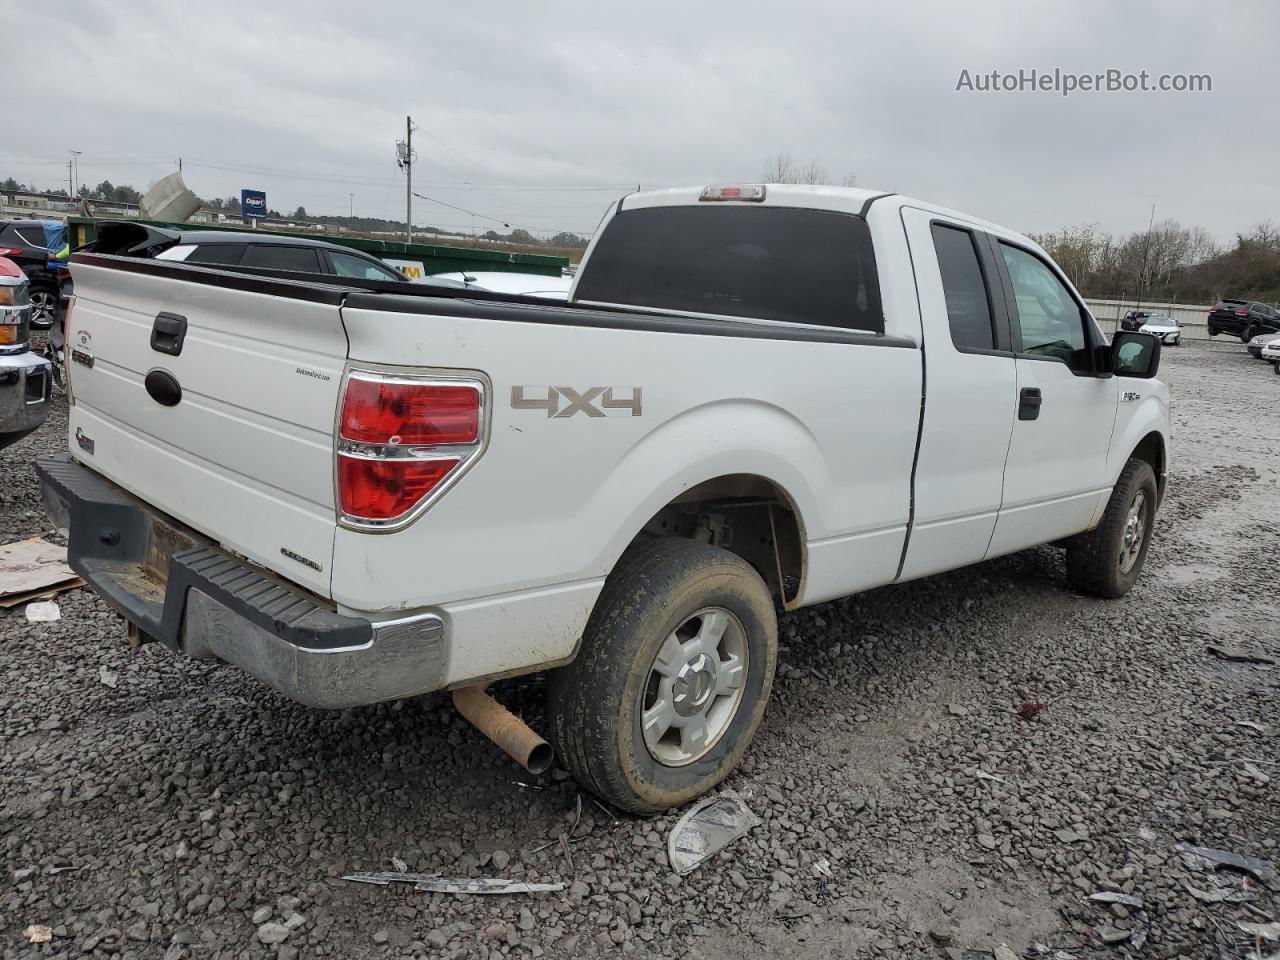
280, 546, 323, 572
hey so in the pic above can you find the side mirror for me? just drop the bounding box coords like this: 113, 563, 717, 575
1111, 331, 1161, 378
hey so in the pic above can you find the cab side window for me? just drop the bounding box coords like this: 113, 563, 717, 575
931, 224, 996, 351
999, 243, 1090, 372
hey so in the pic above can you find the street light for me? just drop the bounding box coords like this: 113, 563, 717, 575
69, 150, 82, 197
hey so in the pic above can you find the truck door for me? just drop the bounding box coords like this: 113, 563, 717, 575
897, 209, 1016, 580
985, 239, 1118, 557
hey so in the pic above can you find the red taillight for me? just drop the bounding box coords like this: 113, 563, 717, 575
1235, 309, 1248, 316
338, 456, 460, 520
336, 371, 485, 527
340, 377, 479, 445
0, 248, 23, 260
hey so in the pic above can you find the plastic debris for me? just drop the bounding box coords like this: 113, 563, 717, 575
1238, 922, 1280, 941
1175, 843, 1280, 891
342, 871, 441, 886
341, 872, 563, 895
1241, 761, 1271, 784
416, 878, 565, 895
971, 768, 1008, 785
25, 600, 60, 622
1018, 702, 1044, 721
1235, 720, 1270, 734
812, 858, 833, 878
98, 666, 119, 688
1087, 891, 1144, 908
1183, 881, 1253, 904
667, 791, 762, 876
24, 925, 53, 944
390, 856, 408, 872
1207, 644, 1275, 665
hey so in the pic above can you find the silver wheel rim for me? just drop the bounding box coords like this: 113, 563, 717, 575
30, 291, 56, 326
639, 607, 749, 767
1119, 490, 1148, 574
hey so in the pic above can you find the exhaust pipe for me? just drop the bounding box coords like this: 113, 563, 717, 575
452, 685, 554, 775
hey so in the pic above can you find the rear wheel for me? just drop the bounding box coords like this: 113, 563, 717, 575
547, 538, 778, 814
1242, 326, 1255, 344
1066, 459, 1157, 598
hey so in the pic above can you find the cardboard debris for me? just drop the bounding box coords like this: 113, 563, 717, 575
0, 539, 82, 608
24, 925, 52, 944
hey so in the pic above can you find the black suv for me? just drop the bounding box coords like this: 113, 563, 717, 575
0, 220, 70, 328
87, 222, 409, 283
1207, 299, 1280, 341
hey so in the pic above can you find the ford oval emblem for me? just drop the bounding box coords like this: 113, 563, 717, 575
144, 369, 182, 407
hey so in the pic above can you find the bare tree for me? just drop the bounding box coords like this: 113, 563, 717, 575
761, 152, 854, 186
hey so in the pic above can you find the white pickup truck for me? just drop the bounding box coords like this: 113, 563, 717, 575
39, 185, 1168, 813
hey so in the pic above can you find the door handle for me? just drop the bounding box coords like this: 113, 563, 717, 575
150, 312, 188, 356
1018, 387, 1042, 421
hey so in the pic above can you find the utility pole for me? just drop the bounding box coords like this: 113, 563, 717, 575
69, 149, 81, 197
349, 192, 354, 218
67, 159, 73, 198
403, 116, 413, 244
1137, 202, 1156, 311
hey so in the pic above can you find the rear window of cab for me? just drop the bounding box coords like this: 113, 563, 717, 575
574, 206, 884, 333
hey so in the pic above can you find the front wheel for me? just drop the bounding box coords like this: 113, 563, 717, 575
1065, 459, 1157, 598
547, 538, 778, 814
29, 287, 57, 329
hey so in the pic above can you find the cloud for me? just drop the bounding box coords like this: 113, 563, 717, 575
10, 0, 1277, 239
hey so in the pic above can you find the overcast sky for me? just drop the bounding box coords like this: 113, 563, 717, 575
11, 0, 1277, 241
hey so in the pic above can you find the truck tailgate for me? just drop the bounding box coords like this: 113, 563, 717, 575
64, 258, 347, 596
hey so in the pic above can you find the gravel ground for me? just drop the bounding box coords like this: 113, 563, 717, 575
3, 342, 1278, 960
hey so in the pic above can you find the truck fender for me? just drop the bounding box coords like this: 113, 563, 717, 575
585, 398, 823, 577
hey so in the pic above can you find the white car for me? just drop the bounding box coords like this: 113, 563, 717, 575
1138, 314, 1182, 346
1261, 337, 1280, 369
40, 184, 1169, 813
427, 270, 572, 300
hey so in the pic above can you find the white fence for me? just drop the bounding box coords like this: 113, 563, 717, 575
1085, 297, 1213, 339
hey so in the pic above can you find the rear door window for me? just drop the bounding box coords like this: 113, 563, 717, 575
241, 245, 321, 272
931, 224, 995, 350
185, 243, 246, 265
574, 206, 883, 332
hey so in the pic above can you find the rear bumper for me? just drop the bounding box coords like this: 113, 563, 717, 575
35, 452, 446, 708
0, 350, 52, 446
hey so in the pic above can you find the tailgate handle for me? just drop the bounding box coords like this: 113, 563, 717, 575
151, 312, 188, 356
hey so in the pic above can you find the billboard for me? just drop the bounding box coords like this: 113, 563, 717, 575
240, 189, 267, 219
384, 258, 426, 280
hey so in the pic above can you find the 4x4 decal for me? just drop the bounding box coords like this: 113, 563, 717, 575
511, 386, 642, 418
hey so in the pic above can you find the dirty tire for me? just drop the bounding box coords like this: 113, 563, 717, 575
1065, 458, 1158, 598
547, 538, 777, 815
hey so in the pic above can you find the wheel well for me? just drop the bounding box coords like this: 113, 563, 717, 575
628, 474, 805, 608
1131, 431, 1166, 503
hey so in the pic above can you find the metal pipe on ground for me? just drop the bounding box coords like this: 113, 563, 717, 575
451, 685, 554, 775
